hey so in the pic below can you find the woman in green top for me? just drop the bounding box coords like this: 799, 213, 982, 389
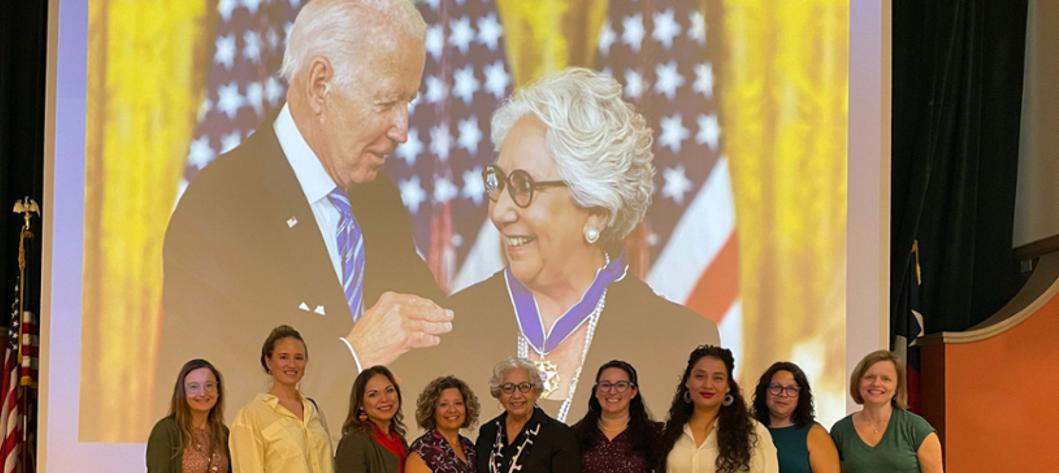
751, 362, 839, 473
146, 358, 230, 472
830, 350, 943, 473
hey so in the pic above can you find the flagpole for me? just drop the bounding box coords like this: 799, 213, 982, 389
14, 197, 38, 382
12, 197, 38, 473
16, 223, 27, 367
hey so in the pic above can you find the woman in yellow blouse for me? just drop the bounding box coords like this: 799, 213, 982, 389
230, 325, 333, 473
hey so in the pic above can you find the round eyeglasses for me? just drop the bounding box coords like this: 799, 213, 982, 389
499, 382, 535, 394
185, 382, 219, 395
767, 384, 801, 397
482, 164, 567, 208
596, 381, 634, 393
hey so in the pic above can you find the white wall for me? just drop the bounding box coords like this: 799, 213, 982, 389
1014, 0, 1059, 249
846, 0, 892, 412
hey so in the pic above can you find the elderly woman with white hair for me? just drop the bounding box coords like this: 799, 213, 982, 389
407, 67, 720, 424
474, 357, 580, 473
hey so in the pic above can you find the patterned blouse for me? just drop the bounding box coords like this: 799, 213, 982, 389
409, 429, 476, 473
182, 427, 230, 473
581, 422, 660, 473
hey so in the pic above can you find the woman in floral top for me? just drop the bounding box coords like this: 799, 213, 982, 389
405, 376, 481, 473
146, 358, 230, 473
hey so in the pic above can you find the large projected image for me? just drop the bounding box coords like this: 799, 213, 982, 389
72, 0, 847, 445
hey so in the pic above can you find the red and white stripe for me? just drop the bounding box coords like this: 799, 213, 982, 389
0, 345, 20, 473
647, 157, 742, 370
19, 311, 37, 388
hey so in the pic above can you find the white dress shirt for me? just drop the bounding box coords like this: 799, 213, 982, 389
273, 104, 364, 371
273, 103, 345, 284
666, 418, 779, 473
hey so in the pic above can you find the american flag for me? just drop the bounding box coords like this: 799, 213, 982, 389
2, 201, 39, 473
595, 0, 742, 358
16, 310, 35, 391
178, 0, 300, 194
179, 0, 737, 335
179, 0, 510, 293
1, 282, 22, 473
388, 0, 511, 291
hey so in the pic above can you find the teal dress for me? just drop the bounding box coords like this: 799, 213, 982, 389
830, 409, 935, 473
767, 423, 812, 473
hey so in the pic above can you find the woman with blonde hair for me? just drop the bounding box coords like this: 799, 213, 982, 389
830, 350, 942, 473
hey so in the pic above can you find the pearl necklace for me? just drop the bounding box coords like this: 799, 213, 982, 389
518, 289, 606, 422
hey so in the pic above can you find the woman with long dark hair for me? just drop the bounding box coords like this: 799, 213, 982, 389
334, 365, 408, 473
751, 362, 838, 473
571, 360, 661, 473
658, 345, 777, 473
146, 358, 230, 472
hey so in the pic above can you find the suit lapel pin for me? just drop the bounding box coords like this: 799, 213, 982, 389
286, 216, 298, 228
298, 302, 311, 312
313, 305, 326, 316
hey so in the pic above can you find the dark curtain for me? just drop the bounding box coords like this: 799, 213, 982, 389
891, 0, 1030, 335
0, 4, 48, 328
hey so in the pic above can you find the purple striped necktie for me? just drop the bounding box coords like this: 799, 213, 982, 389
327, 188, 366, 320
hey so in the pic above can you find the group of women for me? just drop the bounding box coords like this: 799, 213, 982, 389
146, 66, 941, 472
147, 325, 943, 473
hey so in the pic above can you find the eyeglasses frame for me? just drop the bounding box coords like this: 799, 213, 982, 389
482, 164, 567, 208
767, 383, 801, 397
499, 382, 536, 394
595, 380, 636, 393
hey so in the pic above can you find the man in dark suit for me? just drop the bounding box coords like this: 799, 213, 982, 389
157, 0, 452, 425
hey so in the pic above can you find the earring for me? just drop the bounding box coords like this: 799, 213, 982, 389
357, 408, 368, 423
722, 393, 734, 407
682, 390, 692, 404
584, 227, 600, 244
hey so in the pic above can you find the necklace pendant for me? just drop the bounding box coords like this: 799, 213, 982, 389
533, 358, 561, 397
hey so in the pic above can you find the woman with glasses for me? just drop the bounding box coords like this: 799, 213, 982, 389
658, 345, 777, 473
750, 362, 839, 473
571, 360, 661, 473
475, 357, 580, 472
397, 66, 719, 425
146, 358, 230, 472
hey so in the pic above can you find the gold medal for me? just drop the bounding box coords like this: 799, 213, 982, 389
534, 358, 561, 397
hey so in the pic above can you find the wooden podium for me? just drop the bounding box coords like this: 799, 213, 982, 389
917, 252, 1059, 472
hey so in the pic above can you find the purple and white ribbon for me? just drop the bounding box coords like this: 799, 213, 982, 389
505, 254, 627, 355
